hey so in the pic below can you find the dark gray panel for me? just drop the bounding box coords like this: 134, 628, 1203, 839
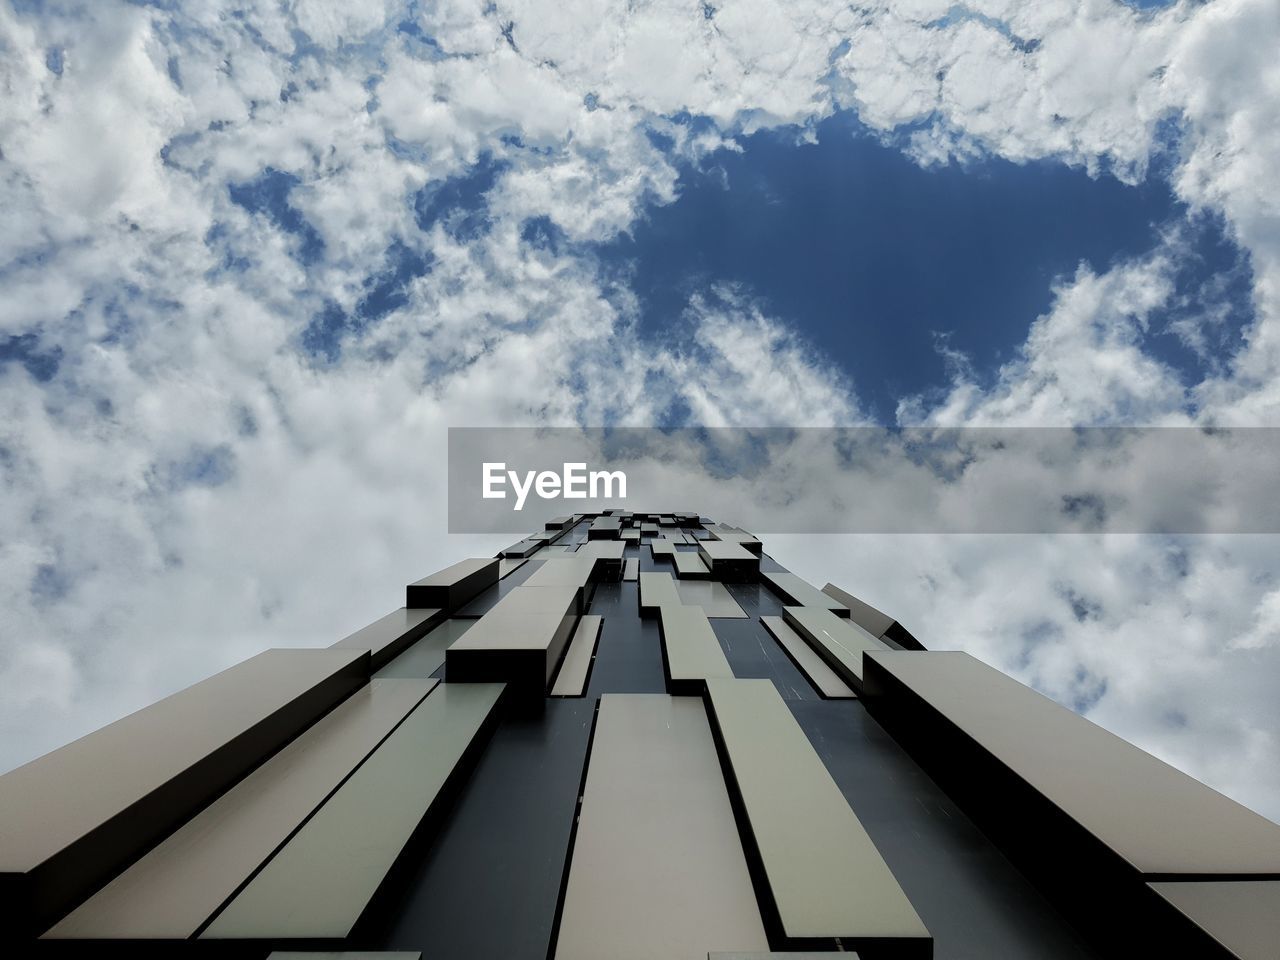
270, 953, 422, 959
708, 618, 820, 703
554, 695, 768, 960
704, 679, 929, 953
0, 647, 369, 934
586, 583, 668, 696
787, 699, 1100, 960
202, 682, 504, 940
407, 558, 499, 610
46, 679, 435, 939
332, 608, 447, 670
1147, 880, 1280, 960
370, 701, 594, 960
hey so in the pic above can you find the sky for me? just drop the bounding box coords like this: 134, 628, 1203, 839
2, 0, 1280, 820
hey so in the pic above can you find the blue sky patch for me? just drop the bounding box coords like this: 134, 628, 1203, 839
228, 168, 326, 265
601, 112, 1251, 420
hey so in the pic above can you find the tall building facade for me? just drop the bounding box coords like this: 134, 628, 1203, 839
1, 512, 1277, 959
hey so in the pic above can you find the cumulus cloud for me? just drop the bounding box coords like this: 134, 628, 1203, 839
2, 0, 1280, 826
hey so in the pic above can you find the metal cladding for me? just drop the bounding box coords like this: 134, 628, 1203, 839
0, 647, 369, 935
331, 607, 447, 670
588, 516, 622, 539
445, 583, 580, 691
658, 604, 734, 693
46, 679, 437, 940
1146, 880, 1280, 960
406, 558, 499, 610
2, 510, 1276, 960
554, 695, 768, 960
783, 606, 890, 692
822, 582, 925, 650
550, 616, 603, 698
760, 616, 855, 699
704, 679, 929, 953
762, 572, 850, 617
861, 650, 1280, 957
203, 681, 504, 941
697, 540, 760, 582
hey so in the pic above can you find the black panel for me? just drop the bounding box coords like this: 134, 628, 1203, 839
788, 699, 1100, 960
368, 701, 595, 960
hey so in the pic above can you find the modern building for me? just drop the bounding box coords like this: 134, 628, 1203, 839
1, 512, 1277, 959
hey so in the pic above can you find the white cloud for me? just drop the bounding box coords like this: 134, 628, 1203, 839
2, 0, 1280, 832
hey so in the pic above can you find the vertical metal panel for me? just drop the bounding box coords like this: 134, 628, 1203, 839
704, 679, 929, 951
554, 695, 768, 960
504, 539, 549, 558
674, 551, 711, 579
650, 539, 677, 560
374, 620, 475, 680
862, 652, 1280, 876
523, 558, 597, 612
45, 679, 435, 939
573, 540, 626, 580
672, 581, 747, 619
658, 605, 734, 694
406, 558, 499, 610
639, 571, 682, 617
446, 584, 581, 690
761, 573, 849, 616
589, 517, 621, 539
760, 617, 855, 699
498, 558, 528, 579
821, 584, 925, 650
202, 682, 505, 941
697, 541, 759, 582
782, 607, 889, 692
1147, 881, 1280, 960
0, 648, 369, 934
331, 608, 446, 669
550, 616, 603, 697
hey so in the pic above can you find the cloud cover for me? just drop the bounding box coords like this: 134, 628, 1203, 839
2, 0, 1280, 817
